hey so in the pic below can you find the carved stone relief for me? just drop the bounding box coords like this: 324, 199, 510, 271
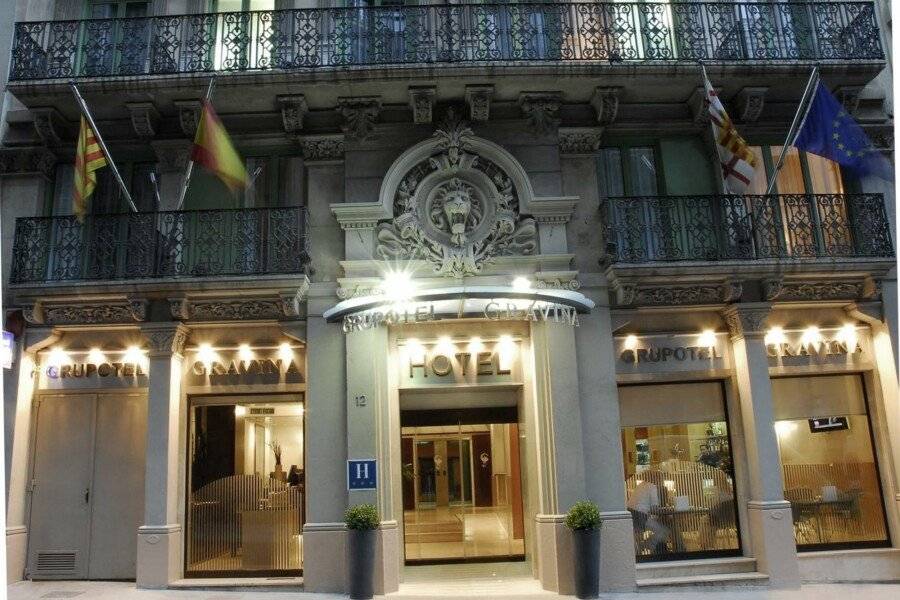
0, 148, 56, 178
278, 94, 308, 134
174, 100, 202, 137
298, 134, 345, 162
375, 110, 537, 278
408, 86, 436, 124
590, 87, 620, 125
558, 127, 604, 155
125, 102, 161, 139
338, 96, 382, 141
465, 85, 494, 122
519, 92, 561, 135
733, 87, 767, 123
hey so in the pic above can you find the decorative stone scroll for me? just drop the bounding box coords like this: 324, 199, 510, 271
375, 110, 537, 278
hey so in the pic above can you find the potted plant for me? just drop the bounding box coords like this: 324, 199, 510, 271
565, 500, 602, 599
345, 503, 379, 600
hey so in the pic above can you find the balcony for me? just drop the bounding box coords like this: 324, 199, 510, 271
602, 194, 895, 307
9, 2, 884, 83
8, 207, 310, 326
11, 206, 308, 283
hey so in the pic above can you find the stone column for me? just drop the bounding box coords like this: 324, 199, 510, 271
576, 281, 635, 592
136, 322, 189, 589
5, 328, 59, 583
302, 298, 348, 593
531, 319, 588, 595
723, 304, 799, 588
149, 140, 191, 211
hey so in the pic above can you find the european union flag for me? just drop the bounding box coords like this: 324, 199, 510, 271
794, 82, 892, 181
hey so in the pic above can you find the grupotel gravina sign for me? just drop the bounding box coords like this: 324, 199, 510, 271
615, 333, 731, 374
325, 285, 595, 333
186, 349, 304, 387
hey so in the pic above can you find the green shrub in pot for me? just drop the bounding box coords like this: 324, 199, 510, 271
566, 500, 602, 599
345, 503, 379, 599
345, 503, 379, 530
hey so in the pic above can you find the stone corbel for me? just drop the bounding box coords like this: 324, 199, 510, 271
527, 197, 579, 225
465, 85, 494, 122
31, 107, 67, 146
297, 134, 345, 163
590, 87, 620, 126
844, 301, 883, 325
687, 86, 718, 126
733, 87, 768, 123
337, 96, 382, 141
21, 302, 44, 325
615, 283, 637, 307
141, 322, 190, 358
722, 281, 744, 303
722, 303, 771, 340
125, 102, 160, 139
519, 92, 562, 136
0, 147, 56, 179
835, 86, 864, 117
23, 326, 62, 355
169, 297, 190, 320
558, 127, 604, 156
174, 100, 202, 138
151, 139, 192, 173
408, 86, 436, 125
279, 281, 310, 318
277, 94, 308, 134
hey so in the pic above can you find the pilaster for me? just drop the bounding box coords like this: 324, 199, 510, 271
722, 303, 800, 588
574, 291, 635, 591
136, 322, 188, 588
302, 314, 348, 593
5, 328, 59, 583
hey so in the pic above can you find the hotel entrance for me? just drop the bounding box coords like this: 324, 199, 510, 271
400, 409, 525, 563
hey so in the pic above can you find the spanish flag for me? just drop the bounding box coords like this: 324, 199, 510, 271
73, 115, 108, 220
191, 99, 248, 194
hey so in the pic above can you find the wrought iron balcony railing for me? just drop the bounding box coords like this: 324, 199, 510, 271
604, 193, 893, 263
9, 206, 309, 284
9, 2, 883, 81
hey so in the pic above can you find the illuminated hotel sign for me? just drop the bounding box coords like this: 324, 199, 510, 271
401, 337, 519, 385
619, 345, 722, 364
46, 361, 145, 379
327, 285, 594, 333
764, 326, 864, 360
186, 344, 304, 386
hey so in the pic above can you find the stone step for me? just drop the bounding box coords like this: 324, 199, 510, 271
636, 571, 769, 590
636, 556, 758, 578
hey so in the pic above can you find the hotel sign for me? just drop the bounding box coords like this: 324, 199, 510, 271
615, 333, 731, 375
327, 285, 594, 333
402, 340, 520, 386
46, 362, 146, 379
186, 351, 304, 387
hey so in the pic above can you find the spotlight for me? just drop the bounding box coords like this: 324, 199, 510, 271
87, 348, 106, 364
382, 269, 416, 303
46, 347, 70, 368
623, 335, 638, 350
278, 343, 294, 363
801, 326, 822, 348
764, 327, 787, 346
238, 344, 254, 363
197, 343, 218, 366
512, 276, 532, 291
697, 330, 716, 348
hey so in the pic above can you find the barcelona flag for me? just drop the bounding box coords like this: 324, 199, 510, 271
191, 99, 249, 194
794, 83, 892, 181
73, 115, 108, 221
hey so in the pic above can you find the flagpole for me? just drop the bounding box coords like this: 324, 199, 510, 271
69, 82, 138, 213
176, 75, 217, 210
764, 66, 819, 195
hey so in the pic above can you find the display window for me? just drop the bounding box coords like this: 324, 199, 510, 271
772, 374, 890, 549
186, 395, 305, 576
619, 382, 741, 561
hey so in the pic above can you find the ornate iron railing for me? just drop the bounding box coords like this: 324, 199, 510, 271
9, 206, 309, 284
9, 2, 883, 80
604, 194, 893, 262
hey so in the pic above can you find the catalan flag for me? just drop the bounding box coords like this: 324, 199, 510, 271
191, 99, 248, 194
703, 70, 757, 194
73, 115, 108, 220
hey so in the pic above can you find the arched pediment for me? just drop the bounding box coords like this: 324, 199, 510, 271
375, 112, 539, 278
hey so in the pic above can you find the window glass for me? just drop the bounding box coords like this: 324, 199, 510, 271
620, 383, 740, 561
598, 148, 624, 198
629, 147, 658, 196
770, 147, 806, 194
187, 398, 305, 575
773, 375, 889, 549
805, 153, 844, 194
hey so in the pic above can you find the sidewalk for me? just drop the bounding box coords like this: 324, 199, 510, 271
7, 580, 900, 600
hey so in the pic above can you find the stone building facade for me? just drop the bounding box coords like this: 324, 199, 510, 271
1, 0, 898, 594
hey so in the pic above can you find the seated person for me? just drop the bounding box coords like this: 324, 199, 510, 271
628, 479, 670, 554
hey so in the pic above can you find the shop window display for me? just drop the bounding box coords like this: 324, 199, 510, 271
773, 375, 889, 549
619, 382, 740, 561
187, 398, 305, 575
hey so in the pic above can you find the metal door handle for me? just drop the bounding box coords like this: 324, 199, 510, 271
84, 488, 90, 504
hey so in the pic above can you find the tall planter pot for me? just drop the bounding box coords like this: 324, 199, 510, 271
348, 528, 377, 600
572, 528, 600, 599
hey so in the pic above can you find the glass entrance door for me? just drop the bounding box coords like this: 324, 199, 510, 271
401, 420, 525, 563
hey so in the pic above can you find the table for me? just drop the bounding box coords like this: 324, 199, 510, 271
649, 506, 710, 553
790, 497, 855, 544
